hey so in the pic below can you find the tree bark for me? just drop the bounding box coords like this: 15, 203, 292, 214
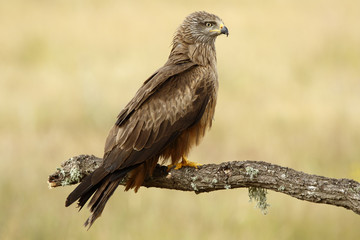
48, 154, 360, 215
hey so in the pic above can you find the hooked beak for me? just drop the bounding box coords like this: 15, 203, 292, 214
220, 25, 229, 37
210, 23, 229, 37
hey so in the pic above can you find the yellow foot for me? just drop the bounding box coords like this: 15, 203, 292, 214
174, 156, 202, 170
167, 163, 175, 171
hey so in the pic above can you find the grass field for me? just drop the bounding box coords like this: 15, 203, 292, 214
1, 0, 360, 239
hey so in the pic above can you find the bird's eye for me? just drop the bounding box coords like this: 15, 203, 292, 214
205, 22, 213, 27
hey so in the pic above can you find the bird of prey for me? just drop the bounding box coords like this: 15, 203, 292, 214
65, 11, 229, 228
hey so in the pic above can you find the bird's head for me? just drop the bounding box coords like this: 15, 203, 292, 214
179, 11, 229, 44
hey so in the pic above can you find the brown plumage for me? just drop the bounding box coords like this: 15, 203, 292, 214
65, 11, 229, 228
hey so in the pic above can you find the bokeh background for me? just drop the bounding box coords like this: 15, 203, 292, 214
1, 0, 359, 239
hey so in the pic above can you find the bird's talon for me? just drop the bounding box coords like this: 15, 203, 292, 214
167, 164, 175, 171
174, 156, 202, 170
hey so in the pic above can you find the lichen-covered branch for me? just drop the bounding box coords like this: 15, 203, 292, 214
48, 154, 360, 215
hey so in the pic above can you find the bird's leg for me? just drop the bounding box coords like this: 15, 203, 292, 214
174, 155, 202, 170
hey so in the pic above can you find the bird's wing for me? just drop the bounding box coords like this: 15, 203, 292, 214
115, 61, 197, 126
66, 62, 206, 207
101, 64, 211, 173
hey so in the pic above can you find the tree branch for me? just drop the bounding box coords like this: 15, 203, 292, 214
48, 154, 360, 215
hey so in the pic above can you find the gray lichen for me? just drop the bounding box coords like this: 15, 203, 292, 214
245, 167, 259, 180
248, 187, 270, 214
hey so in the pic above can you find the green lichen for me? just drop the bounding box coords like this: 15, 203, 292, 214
61, 165, 82, 186
245, 167, 259, 180
349, 186, 360, 194
57, 167, 65, 177
248, 187, 270, 215
206, 178, 218, 188
191, 182, 198, 191
278, 185, 285, 191
191, 176, 198, 181
69, 166, 82, 182
61, 178, 71, 186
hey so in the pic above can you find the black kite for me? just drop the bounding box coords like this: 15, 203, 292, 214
65, 11, 229, 228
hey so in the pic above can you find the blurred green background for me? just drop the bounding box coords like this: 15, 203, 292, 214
1, 0, 359, 239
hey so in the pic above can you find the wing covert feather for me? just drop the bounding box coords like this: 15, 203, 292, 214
103, 65, 213, 172
116, 62, 197, 126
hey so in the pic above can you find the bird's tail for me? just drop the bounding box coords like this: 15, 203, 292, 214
65, 166, 134, 229
83, 176, 123, 228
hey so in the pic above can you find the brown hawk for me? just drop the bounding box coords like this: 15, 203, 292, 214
65, 11, 229, 228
